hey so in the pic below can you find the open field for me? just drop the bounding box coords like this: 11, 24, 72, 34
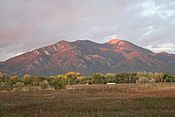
1, 83, 175, 117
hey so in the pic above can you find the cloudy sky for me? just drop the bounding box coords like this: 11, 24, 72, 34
0, 0, 175, 61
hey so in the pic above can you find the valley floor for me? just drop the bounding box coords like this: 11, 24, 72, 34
1, 83, 175, 117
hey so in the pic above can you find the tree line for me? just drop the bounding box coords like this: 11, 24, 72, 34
0, 71, 174, 90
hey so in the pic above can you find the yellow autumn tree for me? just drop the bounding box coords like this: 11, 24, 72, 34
64, 72, 81, 79
23, 74, 32, 85
64, 72, 81, 85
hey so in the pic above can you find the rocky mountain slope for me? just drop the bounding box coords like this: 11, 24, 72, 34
0, 39, 175, 76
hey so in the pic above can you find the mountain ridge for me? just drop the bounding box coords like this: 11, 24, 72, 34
0, 39, 175, 76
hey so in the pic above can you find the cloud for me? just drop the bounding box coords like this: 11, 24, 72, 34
0, 0, 175, 61
147, 43, 175, 53
140, 0, 175, 18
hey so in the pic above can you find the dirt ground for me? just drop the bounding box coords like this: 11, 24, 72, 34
0, 83, 175, 117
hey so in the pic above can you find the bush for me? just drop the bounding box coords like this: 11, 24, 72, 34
164, 78, 172, 82
136, 77, 149, 83
149, 78, 156, 83
39, 80, 49, 89
48, 78, 66, 89
92, 73, 107, 84
0, 82, 11, 90
15, 82, 25, 87
9, 76, 18, 86
32, 76, 45, 86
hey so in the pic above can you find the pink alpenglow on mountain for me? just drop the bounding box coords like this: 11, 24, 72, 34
0, 39, 175, 76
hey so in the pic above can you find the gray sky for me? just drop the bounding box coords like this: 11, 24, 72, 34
0, 0, 175, 61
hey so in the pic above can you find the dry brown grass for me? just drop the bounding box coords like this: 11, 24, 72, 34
1, 83, 175, 117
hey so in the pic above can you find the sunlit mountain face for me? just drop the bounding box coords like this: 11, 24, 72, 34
0, 39, 175, 76
0, 1, 175, 62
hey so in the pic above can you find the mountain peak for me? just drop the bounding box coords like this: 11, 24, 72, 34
57, 40, 69, 44
107, 39, 122, 44
159, 52, 169, 55
55, 40, 71, 46
107, 39, 131, 47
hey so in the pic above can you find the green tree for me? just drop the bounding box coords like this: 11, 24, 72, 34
92, 73, 107, 84
48, 75, 67, 88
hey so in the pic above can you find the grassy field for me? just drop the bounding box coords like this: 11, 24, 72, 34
0, 83, 175, 117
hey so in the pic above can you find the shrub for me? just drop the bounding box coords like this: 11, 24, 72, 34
92, 73, 107, 84
32, 76, 45, 86
164, 78, 172, 82
15, 82, 25, 87
9, 76, 18, 86
48, 78, 66, 89
0, 82, 11, 90
149, 78, 156, 83
39, 80, 49, 89
136, 77, 149, 83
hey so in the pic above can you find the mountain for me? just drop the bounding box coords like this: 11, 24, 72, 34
0, 39, 175, 76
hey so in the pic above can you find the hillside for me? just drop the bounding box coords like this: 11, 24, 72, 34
0, 39, 175, 76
